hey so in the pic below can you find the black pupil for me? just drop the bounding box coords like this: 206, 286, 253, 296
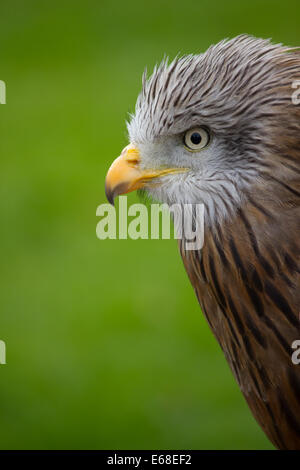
190, 132, 202, 145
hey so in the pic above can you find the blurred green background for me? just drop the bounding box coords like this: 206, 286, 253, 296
0, 0, 299, 450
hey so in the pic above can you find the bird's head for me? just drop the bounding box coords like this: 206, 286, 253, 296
105, 35, 299, 225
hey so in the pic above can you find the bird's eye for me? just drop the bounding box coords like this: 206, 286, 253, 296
184, 127, 210, 151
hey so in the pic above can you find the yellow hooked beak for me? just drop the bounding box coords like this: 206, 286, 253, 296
105, 144, 187, 205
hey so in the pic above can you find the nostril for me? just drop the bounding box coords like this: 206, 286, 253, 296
127, 158, 139, 165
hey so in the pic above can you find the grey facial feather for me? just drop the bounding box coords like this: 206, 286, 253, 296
126, 35, 300, 226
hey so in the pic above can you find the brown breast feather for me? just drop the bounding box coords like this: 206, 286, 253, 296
179, 186, 300, 449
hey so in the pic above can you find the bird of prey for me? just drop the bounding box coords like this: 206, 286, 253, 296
105, 35, 300, 449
